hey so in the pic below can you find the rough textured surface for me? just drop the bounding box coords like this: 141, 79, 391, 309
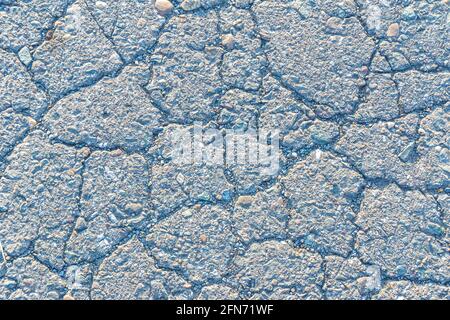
0, 0, 448, 300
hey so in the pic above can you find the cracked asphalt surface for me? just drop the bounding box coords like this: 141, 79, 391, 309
0, 0, 449, 300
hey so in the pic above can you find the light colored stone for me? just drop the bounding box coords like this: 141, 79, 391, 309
27, 117, 38, 129
95, 1, 107, 9
180, 0, 201, 11
18, 46, 32, 66
199, 234, 207, 243
63, 294, 75, 300
222, 34, 235, 50
386, 23, 400, 37
236, 195, 253, 208
155, 0, 174, 15
125, 202, 143, 215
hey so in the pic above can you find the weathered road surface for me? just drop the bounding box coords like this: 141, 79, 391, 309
0, 0, 448, 300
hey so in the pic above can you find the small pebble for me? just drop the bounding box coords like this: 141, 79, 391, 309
386, 23, 400, 37
398, 142, 415, 162
67, 168, 77, 176
27, 117, 38, 129
125, 202, 143, 215
180, 0, 202, 11
199, 234, 208, 243
176, 173, 185, 184
79, 147, 91, 158
95, 1, 107, 9
198, 192, 210, 201
182, 209, 193, 217
45, 29, 54, 41
326, 17, 343, 31
74, 217, 87, 233
183, 283, 192, 289
356, 79, 366, 87
0, 242, 6, 265
54, 21, 65, 28
155, 0, 174, 16
360, 66, 369, 75
368, 81, 378, 89
18, 46, 32, 66
236, 195, 253, 208
110, 149, 124, 157
221, 34, 235, 50
136, 18, 146, 28
259, 30, 271, 41
176, 15, 187, 23
63, 294, 75, 301
315, 149, 322, 161
386, 122, 395, 129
